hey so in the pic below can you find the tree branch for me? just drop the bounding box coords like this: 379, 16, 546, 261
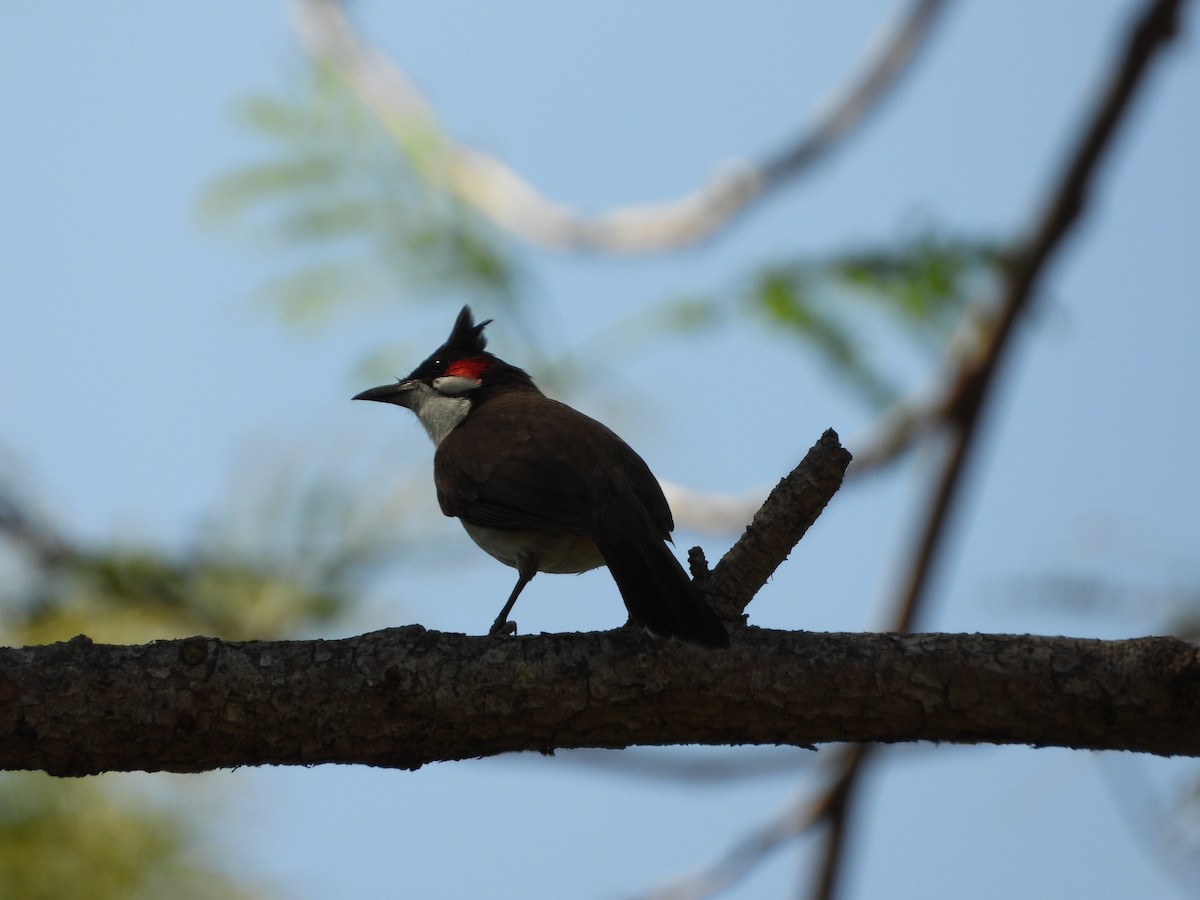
809, 3, 1187, 896
2, 629, 1197, 776
703, 428, 852, 619
291, 0, 949, 253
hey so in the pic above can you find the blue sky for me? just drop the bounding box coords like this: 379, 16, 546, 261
3, 2, 1199, 898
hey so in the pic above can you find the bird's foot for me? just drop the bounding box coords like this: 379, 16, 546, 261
488, 618, 518, 637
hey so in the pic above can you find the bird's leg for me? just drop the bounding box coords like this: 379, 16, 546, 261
488, 554, 537, 637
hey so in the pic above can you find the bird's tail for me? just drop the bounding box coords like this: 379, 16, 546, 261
594, 534, 730, 648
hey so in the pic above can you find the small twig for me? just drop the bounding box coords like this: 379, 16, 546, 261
704, 430, 852, 619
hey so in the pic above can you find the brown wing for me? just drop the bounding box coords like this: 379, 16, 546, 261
433, 393, 673, 539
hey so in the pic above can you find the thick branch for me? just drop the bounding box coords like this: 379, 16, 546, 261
2, 629, 1198, 775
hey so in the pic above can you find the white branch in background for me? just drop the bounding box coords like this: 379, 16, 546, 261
291, 0, 950, 254
289, 0, 957, 536
661, 481, 768, 536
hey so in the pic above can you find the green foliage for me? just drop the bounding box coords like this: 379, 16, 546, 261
756, 235, 1008, 409
199, 66, 519, 326
1, 461, 401, 646
755, 264, 899, 409
0, 774, 264, 900
0, 457, 411, 897
668, 233, 1009, 410
12, 549, 339, 646
829, 236, 1010, 343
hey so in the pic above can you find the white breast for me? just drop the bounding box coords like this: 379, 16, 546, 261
461, 522, 605, 575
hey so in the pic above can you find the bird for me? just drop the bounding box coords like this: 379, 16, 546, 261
353, 306, 729, 648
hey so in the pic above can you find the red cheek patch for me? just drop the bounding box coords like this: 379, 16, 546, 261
447, 358, 487, 380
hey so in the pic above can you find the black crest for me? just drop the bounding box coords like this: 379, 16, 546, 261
406, 306, 496, 381
442, 306, 492, 356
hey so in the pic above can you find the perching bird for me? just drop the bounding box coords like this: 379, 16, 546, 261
353, 306, 729, 647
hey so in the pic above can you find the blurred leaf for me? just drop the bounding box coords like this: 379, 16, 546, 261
751, 264, 900, 409
659, 296, 726, 332
831, 235, 1009, 346
200, 66, 519, 325
684, 231, 1009, 410
196, 158, 340, 222
0, 434, 418, 899
230, 91, 329, 139
0, 446, 411, 646
0, 774, 266, 900
260, 261, 385, 327
11, 550, 343, 646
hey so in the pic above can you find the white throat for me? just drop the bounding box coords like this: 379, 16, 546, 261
405, 382, 472, 446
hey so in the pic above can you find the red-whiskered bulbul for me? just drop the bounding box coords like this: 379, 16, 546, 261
353, 306, 729, 647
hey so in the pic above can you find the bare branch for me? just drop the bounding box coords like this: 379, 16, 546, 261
808, 746, 872, 900
892, 0, 1185, 660
810, 2, 1187, 897
1, 630, 1198, 776
758, 0, 948, 186
290, 0, 950, 253
704, 429, 852, 618
661, 481, 767, 537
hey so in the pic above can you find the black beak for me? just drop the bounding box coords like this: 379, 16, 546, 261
353, 381, 416, 408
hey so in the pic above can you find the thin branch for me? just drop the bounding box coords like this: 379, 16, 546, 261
811, 2, 1187, 898
641, 744, 872, 900
290, 0, 950, 253
887, 0, 1182, 629
759, 0, 948, 186
661, 481, 768, 537
808, 745, 872, 900
895, 0, 1185, 656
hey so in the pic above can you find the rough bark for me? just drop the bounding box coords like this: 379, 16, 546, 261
1, 627, 1197, 775
703, 429, 852, 620
2, 430, 1194, 776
